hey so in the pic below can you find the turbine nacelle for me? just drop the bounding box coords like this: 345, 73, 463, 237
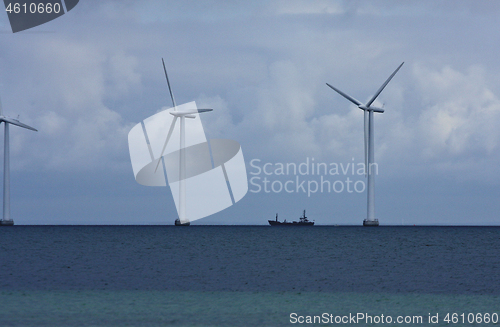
169, 109, 213, 118
365, 106, 385, 113
0, 115, 38, 131
357, 105, 385, 113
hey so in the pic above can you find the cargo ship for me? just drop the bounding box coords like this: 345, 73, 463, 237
268, 210, 314, 226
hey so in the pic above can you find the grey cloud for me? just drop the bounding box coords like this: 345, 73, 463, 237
1, 0, 500, 224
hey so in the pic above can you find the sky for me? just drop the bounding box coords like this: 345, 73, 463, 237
0, 0, 500, 225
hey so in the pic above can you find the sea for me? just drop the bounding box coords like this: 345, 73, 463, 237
0, 226, 499, 326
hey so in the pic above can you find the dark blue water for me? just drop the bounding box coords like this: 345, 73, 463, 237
1, 226, 499, 294
1, 226, 499, 326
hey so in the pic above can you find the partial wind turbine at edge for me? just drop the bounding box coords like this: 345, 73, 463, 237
0, 92, 37, 226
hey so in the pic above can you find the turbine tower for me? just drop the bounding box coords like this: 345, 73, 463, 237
154, 59, 212, 226
0, 95, 37, 226
327, 62, 403, 226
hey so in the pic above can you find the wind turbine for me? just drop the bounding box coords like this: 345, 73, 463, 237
154, 58, 212, 226
0, 95, 37, 226
327, 62, 403, 226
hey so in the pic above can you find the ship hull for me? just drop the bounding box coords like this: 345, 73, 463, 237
268, 220, 314, 226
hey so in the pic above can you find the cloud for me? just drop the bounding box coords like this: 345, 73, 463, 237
243, 60, 321, 160
1, 35, 140, 172
226, 59, 500, 185
195, 94, 234, 140
1, 0, 500, 224
414, 64, 500, 157
271, 0, 344, 15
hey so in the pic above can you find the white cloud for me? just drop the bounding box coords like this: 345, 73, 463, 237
414, 64, 500, 159
195, 94, 234, 140
271, 0, 344, 15
0, 35, 140, 172
38, 110, 67, 136
250, 60, 320, 159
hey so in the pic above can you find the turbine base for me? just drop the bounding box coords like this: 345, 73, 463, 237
175, 219, 190, 226
363, 219, 379, 227
0, 220, 14, 226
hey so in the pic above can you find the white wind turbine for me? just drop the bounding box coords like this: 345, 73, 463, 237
0, 94, 37, 226
154, 59, 212, 226
327, 62, 403, 226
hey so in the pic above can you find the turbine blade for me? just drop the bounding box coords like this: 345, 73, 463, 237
364, 110, 368, 177
162, 58, 177, 109
366, 62, 404, 107
326, 83, 362, 106
0, 117, 37, 131
154, 116, 178, 173
0, 94, 3, 116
